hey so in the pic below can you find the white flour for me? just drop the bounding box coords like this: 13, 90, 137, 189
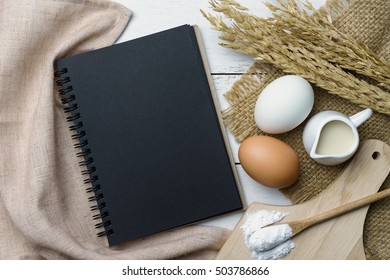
241, 210, 295, 260
253, 240, 295, 260
249, 223, 293, 251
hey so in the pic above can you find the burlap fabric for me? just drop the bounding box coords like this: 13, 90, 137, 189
222, 0, 390, 259
0, 0, 229, 259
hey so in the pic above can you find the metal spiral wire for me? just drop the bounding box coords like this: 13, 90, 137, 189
55, 67, 113, 238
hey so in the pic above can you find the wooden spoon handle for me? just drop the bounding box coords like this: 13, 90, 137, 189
291, 188, 390, 235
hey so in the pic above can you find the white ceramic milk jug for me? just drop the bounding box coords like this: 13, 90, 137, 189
302, 108, 373, 165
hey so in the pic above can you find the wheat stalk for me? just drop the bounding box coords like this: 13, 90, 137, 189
201, 0, 390, 115
264, 0, 390, 90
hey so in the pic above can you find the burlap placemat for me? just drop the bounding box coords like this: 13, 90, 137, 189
222, 0, 390, 259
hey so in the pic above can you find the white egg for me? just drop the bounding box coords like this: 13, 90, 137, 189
254, 75, 314, 134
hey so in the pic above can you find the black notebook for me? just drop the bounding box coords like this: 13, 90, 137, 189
55, 25, 243, 246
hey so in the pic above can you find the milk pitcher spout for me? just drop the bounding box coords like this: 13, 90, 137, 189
302, 109, 373, 166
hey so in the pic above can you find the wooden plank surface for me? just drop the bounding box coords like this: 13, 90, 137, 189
113, 0, 326, 73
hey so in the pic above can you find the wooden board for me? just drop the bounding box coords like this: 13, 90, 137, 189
216, 140, 390, 259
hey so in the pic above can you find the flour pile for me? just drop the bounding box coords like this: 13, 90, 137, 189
241, 210, 295, 260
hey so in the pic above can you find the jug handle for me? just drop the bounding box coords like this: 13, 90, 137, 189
349, 108, 373, 127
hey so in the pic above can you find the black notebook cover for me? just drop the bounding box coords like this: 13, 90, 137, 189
55, 25, 243, 246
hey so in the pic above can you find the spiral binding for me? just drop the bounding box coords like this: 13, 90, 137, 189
55, 67, 113, 238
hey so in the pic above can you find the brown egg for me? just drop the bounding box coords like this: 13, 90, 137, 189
238, 135, 299, 188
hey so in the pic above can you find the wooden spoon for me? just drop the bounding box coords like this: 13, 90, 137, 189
250, 188, 390, 252
289, 187, 390, 236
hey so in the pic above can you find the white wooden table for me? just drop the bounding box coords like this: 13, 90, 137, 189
112, 0, 326, 230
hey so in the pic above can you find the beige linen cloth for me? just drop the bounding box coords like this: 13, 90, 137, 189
0, 0, 229, 259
